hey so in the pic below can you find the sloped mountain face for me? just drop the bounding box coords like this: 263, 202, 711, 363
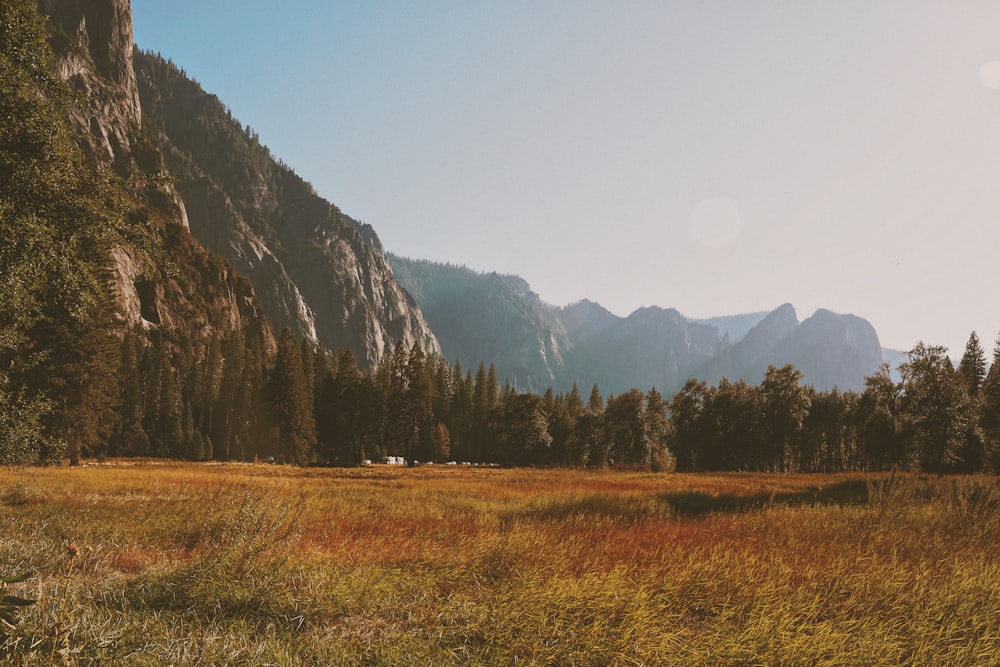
40, 0, 141, 170
388, 256, 567, 391
133, 52, 439, 370
558, 300, 620, 344
694, 311, 769, 343
783, 309, 884, 391
392, 258, 885, 395
691, 304, 883, 392
560, 307, 722, 396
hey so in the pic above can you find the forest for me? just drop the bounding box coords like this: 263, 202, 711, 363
79, 324, 1000, 475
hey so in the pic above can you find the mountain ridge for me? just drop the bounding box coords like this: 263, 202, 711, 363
389, 255, 887, 395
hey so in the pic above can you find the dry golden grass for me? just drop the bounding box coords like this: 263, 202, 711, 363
0, 463, 998, 664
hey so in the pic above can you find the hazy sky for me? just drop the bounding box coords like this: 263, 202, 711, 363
132, 1, 1000, 355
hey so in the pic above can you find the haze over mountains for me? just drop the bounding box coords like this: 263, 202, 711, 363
38, 0, 888, 399
389, 257, 888, 395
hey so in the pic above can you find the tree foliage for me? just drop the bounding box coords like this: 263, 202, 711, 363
0, 0, 123, 463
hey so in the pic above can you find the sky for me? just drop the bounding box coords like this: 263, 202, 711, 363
131, 1, 1000, 355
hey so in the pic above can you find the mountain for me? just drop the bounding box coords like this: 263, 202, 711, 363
390, 257, 886, 395
39, 0, 438, 372
387, 257, 567, 391
0, 0, 444, 463
132, 51, 438, 369
697, 304, 883, 391
694, 311, 769, 343
558, 306, 721, 396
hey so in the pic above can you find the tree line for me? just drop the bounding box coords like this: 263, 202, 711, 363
670, 334, 1000, 474
77, 324, 999, 475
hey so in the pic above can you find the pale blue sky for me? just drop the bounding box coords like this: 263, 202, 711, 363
132, 1, 1000, 355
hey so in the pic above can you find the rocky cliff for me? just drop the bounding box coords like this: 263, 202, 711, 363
39, 0, 438, 370
40, 0, 266, 345
133, 50, 439, 368
388, 257, 566, 390
40, 0, 140, 169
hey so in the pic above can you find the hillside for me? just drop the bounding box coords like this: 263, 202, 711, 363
133, 51, 439, 369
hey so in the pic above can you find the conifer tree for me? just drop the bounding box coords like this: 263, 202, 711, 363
978, 336, 1000, 471
644, 388, 674, 471
110, 328, 149, 457
958, 331, 987, 396
760, 365, 811, 472
271, 328, 316, 465
582, 384, 608, 466
899, 343, 972, 473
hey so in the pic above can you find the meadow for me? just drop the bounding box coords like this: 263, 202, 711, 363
0, 463, 998, 665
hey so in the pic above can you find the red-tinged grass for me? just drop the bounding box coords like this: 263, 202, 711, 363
0, 463, 999, 664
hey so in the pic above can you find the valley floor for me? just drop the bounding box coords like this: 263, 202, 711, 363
1, 464, 998, 665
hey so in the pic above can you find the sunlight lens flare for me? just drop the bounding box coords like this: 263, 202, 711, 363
688, 196, 744, 249
979, 61, 1000, 89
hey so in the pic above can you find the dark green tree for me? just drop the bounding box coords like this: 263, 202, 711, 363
668, 379, 709, 471
0, 0, 126, 463
979, 336, 1000, 471
957, 332, 987, 396
899, 343, 972, 473
604, 389, 647, 467
491, 392, 551, 466
760, 365, 811, 471
271, 328, 316, 465
644, 388, 674, 471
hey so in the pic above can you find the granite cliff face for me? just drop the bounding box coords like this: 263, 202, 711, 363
133, 51, 439, 368
560, 307, 721, 395
40, 0, 265, 344
39, 0, 438, 368
40, 0, 140, 169
696, 304, 883, 392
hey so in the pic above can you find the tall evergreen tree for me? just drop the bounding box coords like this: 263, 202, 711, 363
899, 343, 972, 473
110, 328, 149, 457
668, 379, 709, 471
979, 336, 1000, 471
271, 328, 316, 465
760, 365, 811, 472
644, 388, 674, 471
958, 331, 987, 396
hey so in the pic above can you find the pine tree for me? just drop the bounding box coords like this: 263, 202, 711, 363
668, 379, 709, 471
271, 328, 316, 465
644, 388, 674, 471
899, 343, 972, 473
583, 384, 608, 467
958, 332, 987, 396
110, 328, 149, 457
978, 336, 1000, 471
760, 365, 811, 472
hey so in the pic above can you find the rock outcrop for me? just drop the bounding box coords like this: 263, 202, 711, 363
40, 0, 140, 170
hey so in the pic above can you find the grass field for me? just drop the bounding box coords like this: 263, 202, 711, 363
0, 463, 998, 665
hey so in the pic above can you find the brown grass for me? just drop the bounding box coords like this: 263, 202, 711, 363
0, 463, 998, 664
